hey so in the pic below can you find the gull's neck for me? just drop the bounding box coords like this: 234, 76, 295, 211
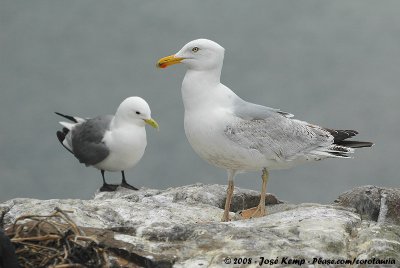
184, 66, 222, 85
112, 112, 145, 130
182, 67, 235, 111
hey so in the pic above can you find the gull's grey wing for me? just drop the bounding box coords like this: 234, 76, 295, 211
225, 114, 333, 160
71, 115, 112, 166
233, 97, 293, 120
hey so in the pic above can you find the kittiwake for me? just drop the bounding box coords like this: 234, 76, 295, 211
56, 96, 159, 192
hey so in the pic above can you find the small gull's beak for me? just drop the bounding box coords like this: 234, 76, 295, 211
144, 118, 159, 129
157, 54, 184, 69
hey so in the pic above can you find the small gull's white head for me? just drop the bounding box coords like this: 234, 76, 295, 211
157, 39, 225, 71
115, 97, 159, 129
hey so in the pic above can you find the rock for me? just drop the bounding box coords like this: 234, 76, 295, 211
1, 184, 399, 267
349, 222, 400, 266
334, 185, 400, 224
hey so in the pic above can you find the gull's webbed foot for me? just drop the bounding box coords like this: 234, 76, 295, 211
221, 210, 231, 222
100, 183, 119, 192
120, 171, 139, 190
239, 204, 266, 219
120, 180, 139, 191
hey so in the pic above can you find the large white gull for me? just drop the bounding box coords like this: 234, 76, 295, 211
56, 96, 159, 192
157, 39, 373, 222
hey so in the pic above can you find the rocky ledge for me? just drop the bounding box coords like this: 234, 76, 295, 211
1, 184, 399, 267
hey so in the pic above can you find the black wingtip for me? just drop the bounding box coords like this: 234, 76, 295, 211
326, 128, 373, 149
56, 130, 65, 143
56, 130, 74, 154
55, 112, 78, 123
337, 140, 374, 148
326, 129, 359, 143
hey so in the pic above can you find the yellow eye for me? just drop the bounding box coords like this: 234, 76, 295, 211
192, 47, 199, 53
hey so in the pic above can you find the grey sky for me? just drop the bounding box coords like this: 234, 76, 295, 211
1, 0, 398, 203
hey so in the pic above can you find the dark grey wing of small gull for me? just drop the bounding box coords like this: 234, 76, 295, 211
233, 97, 293, 120
71, 115, 112, 166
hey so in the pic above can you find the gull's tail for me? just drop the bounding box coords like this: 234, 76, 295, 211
324, 129, 373, 158
55, 112, 85, 154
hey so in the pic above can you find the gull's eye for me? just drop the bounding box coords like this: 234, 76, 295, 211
136, 111, 141, 115
192, 47, 199, 53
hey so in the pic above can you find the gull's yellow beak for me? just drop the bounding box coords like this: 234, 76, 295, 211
157, 54, 184, 69
144, 118, 159, 129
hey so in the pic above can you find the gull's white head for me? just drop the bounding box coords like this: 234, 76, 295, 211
157, 39, 225, 71
115, 96, 158, 129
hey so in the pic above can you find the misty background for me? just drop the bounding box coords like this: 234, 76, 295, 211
1, 1, 398, 203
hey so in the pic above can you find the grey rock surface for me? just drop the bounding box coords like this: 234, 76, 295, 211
1, 184, 399, 267
335, 185, 400, 224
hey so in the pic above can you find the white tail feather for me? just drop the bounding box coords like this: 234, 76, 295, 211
59, 121, 76, 130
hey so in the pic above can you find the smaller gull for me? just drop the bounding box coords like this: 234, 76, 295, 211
56, 96, 159, 192
157, 39, 373, 222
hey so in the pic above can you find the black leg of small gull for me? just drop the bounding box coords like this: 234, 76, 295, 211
99, 170, 119, 192
120, 171, 139, 190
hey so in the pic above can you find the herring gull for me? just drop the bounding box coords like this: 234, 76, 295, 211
157, 39, 373, 221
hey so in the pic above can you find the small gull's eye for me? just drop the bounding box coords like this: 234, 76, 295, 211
192, 47, 199, 53
136, 111, 141, 115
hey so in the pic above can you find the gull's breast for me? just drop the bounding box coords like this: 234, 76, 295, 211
95, 126, 147, 171
184, 108, 267, 171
